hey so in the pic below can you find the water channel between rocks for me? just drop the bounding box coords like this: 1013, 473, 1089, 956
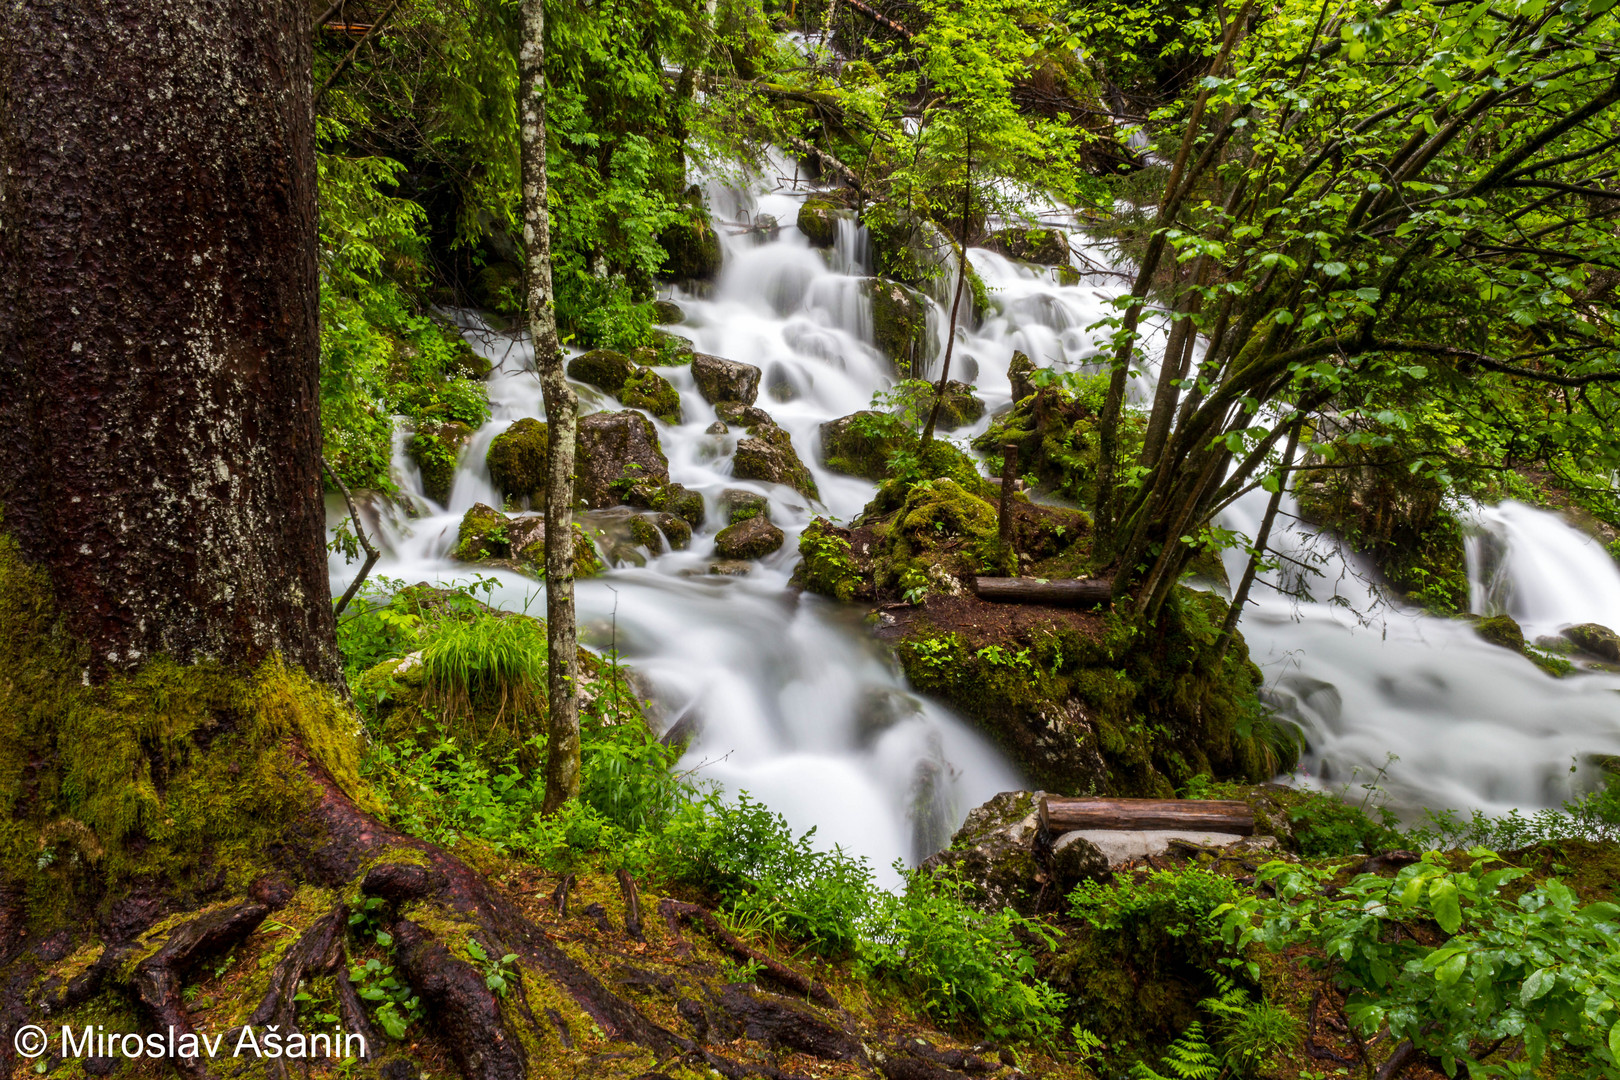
331, 162, 1620, 881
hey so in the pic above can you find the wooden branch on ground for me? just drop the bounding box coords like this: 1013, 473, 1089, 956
971, 576, 1113, 607
1040, 796, 1255, 835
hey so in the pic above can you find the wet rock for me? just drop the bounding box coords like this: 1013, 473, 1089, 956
618, 367, 683, 424
485, 417, 549, 507
920, 791, 1105, 915
862, 278, 930, 377
652, 299, 684, 325
650, 329, 696, 365
406, 420, 473, 505
716, 402, 775, 428
1008, 351, 1037, 402
706, 420, 729, 435
734, 423, 820, 501
624, 480, 705, 529
1564, 622, 1620, 663
568, 349, 635, 392
986, 227, 1071, 265
706, 560, 754, 577
721, 489, 770, 524
867, 215, 954, 289
797, 197, 847, 249
651, 512, 692, 550
569, 350, 682, 424
453, 504, 603, 577
714, 515, 785, 560
1474, 613, 1526, 651
748, 213, 781, 241
449, 338, 493, 381
575, 411, 670, 509
628, 516, 665, 553
767, 365, 806, 402
693, 353, 762, 406
820, 411, 907, 481
931, 380, 985, 431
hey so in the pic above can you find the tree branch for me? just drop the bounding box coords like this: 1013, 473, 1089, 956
1375, 339, 1620, 386
321, 456, 380, 618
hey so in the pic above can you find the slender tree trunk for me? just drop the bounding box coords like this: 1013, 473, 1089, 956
1213, 417, 1302, 661
0, 0, 337, 684
518, 0, 583, 813
921, 136, 972, 444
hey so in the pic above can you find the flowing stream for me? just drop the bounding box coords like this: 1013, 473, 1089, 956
331, 161, 1620, 872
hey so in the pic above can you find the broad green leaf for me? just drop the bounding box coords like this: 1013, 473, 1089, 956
1431, 878, 1463, 933
1522, 967, 1555, 1005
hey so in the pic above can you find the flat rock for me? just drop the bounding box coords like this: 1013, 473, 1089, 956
1058, 828, 1277, 869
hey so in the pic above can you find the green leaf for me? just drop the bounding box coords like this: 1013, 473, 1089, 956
1522, 967, 1555, 1005
1431, 878, 1462, 933
1436, 951, 1467, 984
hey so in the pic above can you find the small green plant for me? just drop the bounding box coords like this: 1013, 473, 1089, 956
419, 612, 548, 727
898, 566, 930, 604
465, 939, 519, 998
348, 957, 423, 1041
907, 633, 961, 673
1129, 1022, 1219, 1080
975, 643, 1033, 671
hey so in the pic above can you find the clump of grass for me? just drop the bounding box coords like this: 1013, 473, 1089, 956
420, 613, 547, 732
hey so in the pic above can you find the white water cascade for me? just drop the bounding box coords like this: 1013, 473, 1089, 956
332, 161, 1620, 869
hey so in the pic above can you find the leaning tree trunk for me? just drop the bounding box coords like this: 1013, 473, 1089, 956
0, 0, 337, 684
518, 0, 583, 813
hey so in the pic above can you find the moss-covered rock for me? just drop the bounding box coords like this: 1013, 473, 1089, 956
862, 278, 930, 377
886, 590, 1294, 797
651, 511, 692, 550
972, 378, 1141, 508
1295, 441, 1469, 613
1008, 350, 1037, 402
733, 421, 820, 501
625, 480, 706, 528
692, 353, 762, 406
920, 791, 1107, 915
628, 516, 664, 553
721, 489, 770, 524
716, 401, 775, 428
619, 367, 683, 424
486, 418, 550, 507
407, 420, 473, 505
568, 349, 635, 392
651, 299, 684, 325
453, 503, 602, 578
820, 411, 909, 481
797, 197, 846, 249
986, 228, 1071, 265
714, 515, 785, 560
932, 380, 985, 431
650, 329, 696, 366
1475, 614, 1526, 651
575, 410, 670, 509
1564, 622, 1620, 662
470, 259, 524, 315
875, 478, 1003, 592
791, 518, 871, 602
866, 214, 954, 288
656, 191, 722, 282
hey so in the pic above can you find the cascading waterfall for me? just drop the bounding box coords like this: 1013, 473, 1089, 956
333, 160, 1620, 873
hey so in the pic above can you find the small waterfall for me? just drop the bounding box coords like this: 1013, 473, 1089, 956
332, 157, 1620, 868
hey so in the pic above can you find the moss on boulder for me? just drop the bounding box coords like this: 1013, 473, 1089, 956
972, 378, 1141, 507
619, 367, 683, 424
732, 420, 820, 501
797, 197, 846, 249
931, 380, 986, 431
791, 518, 871, 602
714, 515, 785, 560
407, 420, 473, 505
1564, 622, 1620, 663
453, 503, 603, 578
721, 489, 770, 524
692, 353, 762, 406
1475, 614, 1526, 651
656, 191, 723, 282
486, 418, 550, 507
820, 411, 907, 481
567, 349, 635, 392
625, 480, 706, 528
862, 278, 930, 377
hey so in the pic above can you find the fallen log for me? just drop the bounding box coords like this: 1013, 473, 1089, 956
972, 576, 1113, 607
1040, 796, 1254, 835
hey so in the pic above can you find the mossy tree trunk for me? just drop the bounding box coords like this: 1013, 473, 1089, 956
518, 0, 583, 813
0, 0, 338, 684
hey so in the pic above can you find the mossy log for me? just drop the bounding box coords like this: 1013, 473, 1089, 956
1039, 796, 1255, 834
971, 576, 1113, 607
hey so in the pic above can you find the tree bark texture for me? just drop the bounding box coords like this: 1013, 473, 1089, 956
518, 0, 582, 812
1040, 796, 1255, 834
971, 576, 1113, 607
0, 0, 337, 682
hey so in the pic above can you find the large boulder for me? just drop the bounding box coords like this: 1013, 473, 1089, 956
720, 488, 770, 525
797, 197, 848, 249
733, 421, 820, 501
575, 411, 670, 509
693, 353, 762, 406
1474, 614, 1526, 651
931, 380, 985, 431
920, 791, 1106, 915
485, 418, 549, 507
407, 420, 473, 505
866, 215, 954, 288
625, 480, 707, 529
986, 227, 1070, 265
820, 411, 907, 481
714, 515, 785, 560
1564, 623, 1620, 663
861, 278, 930, 377
567, 349, 635, 392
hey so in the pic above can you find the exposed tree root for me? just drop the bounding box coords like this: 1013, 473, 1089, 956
658, 898, 837, 1008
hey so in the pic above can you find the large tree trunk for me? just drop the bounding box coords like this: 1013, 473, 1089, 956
0, 0, 337, 683
518, 0, 583, 813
